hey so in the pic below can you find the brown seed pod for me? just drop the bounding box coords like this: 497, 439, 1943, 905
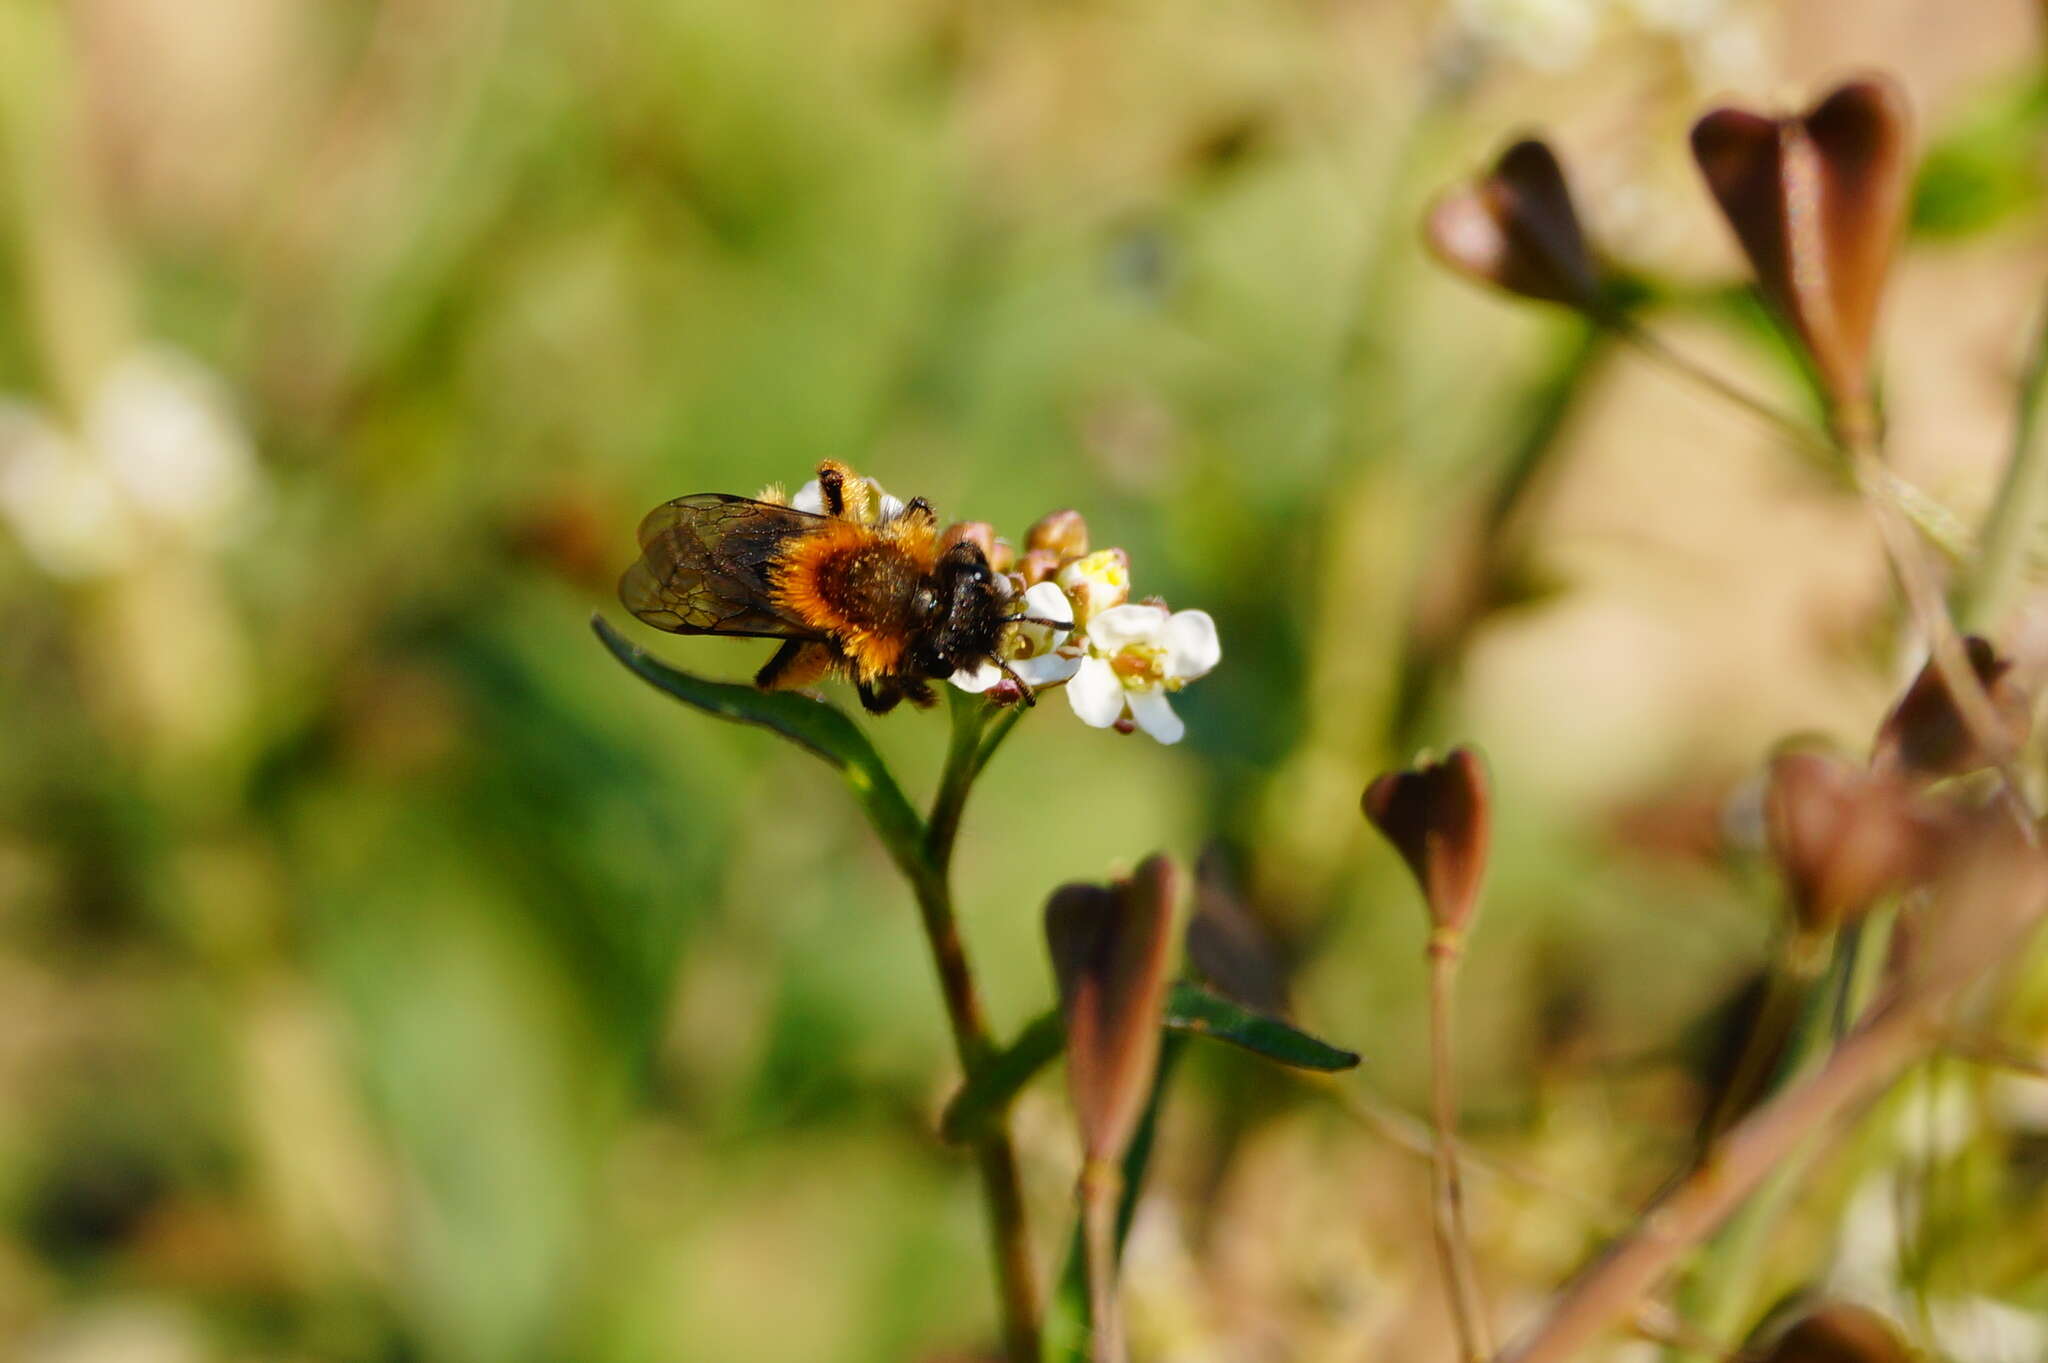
1045, 855, 1178, 1164
1362, 746, 1491, 942
1425, 138, 1602, 309
1755, 1302, 1910, 1363
1763, 749, 1944, 934
1871, 635, 2029, 781
1691, 76, 1912, 415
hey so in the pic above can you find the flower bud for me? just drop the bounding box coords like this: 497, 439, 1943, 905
1756, 1303, 1909, 1363
1045, 856, 1178, 1164
1026, 508, 1090, 560
1056, 548, 1132, 629
1362, 747, 1490, 944
1763, 750, 1943, 935
1018, 547, 1064, 586
1424, 138, 1601, 308
941, 520, 999, 562
1871, 636, 2028, 782
1691, 76, 1912, 415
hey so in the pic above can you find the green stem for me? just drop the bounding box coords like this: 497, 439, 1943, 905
1079, 1161, 1127, 1363
1670, 932, 1861, 1362
907, 690, 1040, 1362
1427, 942, 1493, 1363
1960, 282, 2048, 632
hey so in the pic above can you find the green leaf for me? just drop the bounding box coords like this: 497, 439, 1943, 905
938, 983, 1359, 1147
939, 1012, 1063, 1144
1165, 981, 1360, 1071
591, 615, 926, 863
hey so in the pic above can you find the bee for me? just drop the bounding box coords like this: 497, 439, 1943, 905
620, 461, 1059, 713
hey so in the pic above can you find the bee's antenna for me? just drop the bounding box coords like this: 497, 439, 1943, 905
998, 660, 1038, 707
1011, 614, 1073, 630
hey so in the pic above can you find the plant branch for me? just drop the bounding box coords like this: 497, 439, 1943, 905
1428, 939, 1493, 1363
1079, 1160, 1127, 1363
1499, 854, 2048, 1363
1602, 314, 1834, 463
1839, 418, 2040, 835
911, 691, 1041, 1362
1960, 281, 2048, 632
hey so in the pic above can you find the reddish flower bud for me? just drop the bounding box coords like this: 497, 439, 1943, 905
1871, 636, 2029, 781
941, 520, 999, 562
1425, 138, 1601, 308
1045, 856, 1178, 1164
1763, 750, 1944, 934
1362, 747, 1491, 943
1025, 508, 1090, 560
1691, 76, 1912, 414
1017, 548, 1064, 586
1756, 1303, 1910, 1363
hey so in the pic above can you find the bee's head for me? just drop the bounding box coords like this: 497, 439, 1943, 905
912, 540, 1008, 677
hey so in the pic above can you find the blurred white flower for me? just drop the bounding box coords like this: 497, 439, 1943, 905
951, 580, 1082, 694
0, 403, 135, 580
92, 348, 257, 543
1067, 603, 1221, 745
0, 346, 259, 581
1451, 0, 1602, 71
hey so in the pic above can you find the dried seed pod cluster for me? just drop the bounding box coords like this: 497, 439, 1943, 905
1426, 75, 1914, 422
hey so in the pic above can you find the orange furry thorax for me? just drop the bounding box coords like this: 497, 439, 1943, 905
768, 515, 939, 681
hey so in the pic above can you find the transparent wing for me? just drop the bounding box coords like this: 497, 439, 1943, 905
618, 494, 827, 637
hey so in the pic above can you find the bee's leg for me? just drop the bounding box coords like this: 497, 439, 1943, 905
901, 497, 936, 524
754, 640, 808, 691
903, 679, 938, 709
997, 660, 1038, 707
857, 679, 902, 715
816, 463, 848, 518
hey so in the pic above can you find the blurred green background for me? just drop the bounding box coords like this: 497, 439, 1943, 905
5, 1, 2048, 1359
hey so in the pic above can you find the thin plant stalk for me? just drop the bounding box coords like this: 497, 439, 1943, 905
1428, 938, 1494, 1363
1960, 283, 2048, 633
1670, 931, 1857, 1363
1500, 994, 1941, 1363
898, 691, 1042, 1362
1698, 933, 1827, 1155
1079, 1160, 1127, 1363
1603, 314, 1834, 461
1836, 410, 2040, 834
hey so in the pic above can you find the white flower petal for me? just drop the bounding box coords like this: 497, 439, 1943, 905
949, 662, 1004, 693
1087, 602, 1171, 654
876, 491, 906, 522
1126, 687, 1185, 744
1011, 652, 1082, 687
93, 348, 255, 540
1022, 580, 1075, 631
791, 479, 825, 514
1066, 656, 1127, 728
1163, 609, 1221, 680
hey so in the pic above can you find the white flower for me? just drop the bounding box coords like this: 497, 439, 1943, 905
0, 346, 259, 582
791, 472, 906, 524
951, 580, 1083, 694
1055, 549, 1130, 629
1450, 0, 1602, 71
0, 403, 136, 580
91, 348, 256, 542
1066, 603, 1220, 744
